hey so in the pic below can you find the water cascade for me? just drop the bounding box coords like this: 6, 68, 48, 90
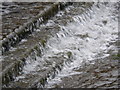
1, 2, 119, 88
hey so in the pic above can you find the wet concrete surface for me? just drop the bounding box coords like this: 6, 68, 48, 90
1, 2, 53, 39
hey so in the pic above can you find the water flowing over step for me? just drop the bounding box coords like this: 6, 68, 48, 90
1, 2, 93, 88
45, 2, 119, 88
1, 2, 71, 53
2, 2, 119, 88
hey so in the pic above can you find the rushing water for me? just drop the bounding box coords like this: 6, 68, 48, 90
6, 2, 119, 88
44, 2, 118, 87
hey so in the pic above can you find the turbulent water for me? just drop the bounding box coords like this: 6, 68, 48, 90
44, 2, 118, 87
9, 2, 119, 88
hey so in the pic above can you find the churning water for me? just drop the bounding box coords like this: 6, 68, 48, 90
45, 2, 118, 87
11, 2, 118, 88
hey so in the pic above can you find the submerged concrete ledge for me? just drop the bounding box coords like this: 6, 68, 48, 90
1, 2, 73, 86
2, 2, 71, 53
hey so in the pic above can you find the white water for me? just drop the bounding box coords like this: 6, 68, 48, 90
45, 2, 118, 87
14, 2, 118, 87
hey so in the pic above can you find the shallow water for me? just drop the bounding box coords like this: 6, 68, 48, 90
3, 2, 119, 88
44, 2, 118, 88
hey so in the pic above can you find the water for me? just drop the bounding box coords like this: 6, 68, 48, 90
4, 2, 118, 88
44, 2, 118, 87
